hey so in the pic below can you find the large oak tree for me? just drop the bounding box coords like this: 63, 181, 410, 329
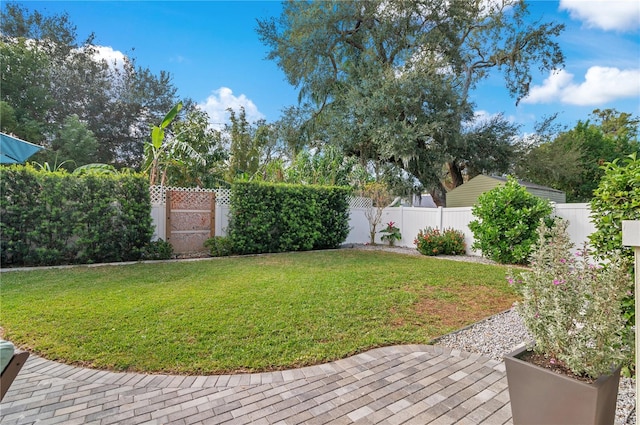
258, 0, 564, 202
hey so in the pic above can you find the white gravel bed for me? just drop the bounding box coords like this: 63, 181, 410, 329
434, 309, 636, 425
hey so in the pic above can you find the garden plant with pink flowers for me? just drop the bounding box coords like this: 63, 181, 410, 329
508, 217, 633, 379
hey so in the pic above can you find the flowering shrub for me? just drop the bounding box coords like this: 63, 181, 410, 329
379, 221, 402, 246
414, 227, 466, 256
508, 218, 633, 379
441, 228, 466, 255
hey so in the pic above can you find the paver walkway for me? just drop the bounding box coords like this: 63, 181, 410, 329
0, 344, 512, 425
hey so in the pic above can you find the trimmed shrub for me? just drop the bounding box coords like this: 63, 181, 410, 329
204, 236, 234, 257
228, 182, 350, 255
141, 239, 174, 260
469, 176, 552, 264
415, 227, 466, 256
0, 165, 153, 266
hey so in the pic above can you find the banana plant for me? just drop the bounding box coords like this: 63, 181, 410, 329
144, 102, 203, 186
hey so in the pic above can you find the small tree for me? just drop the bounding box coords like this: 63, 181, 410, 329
361, 182, 393, 245
469, 176, 552, 264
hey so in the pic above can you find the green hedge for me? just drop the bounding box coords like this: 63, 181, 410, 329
228, 182, 351, 255
0, 165, 153, 266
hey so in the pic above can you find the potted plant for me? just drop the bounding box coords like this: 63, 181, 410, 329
505, 218, 633, 425
379, 221, 402, 246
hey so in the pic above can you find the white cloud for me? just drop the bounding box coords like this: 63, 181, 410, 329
523, 67, 640, 106
559, 0, 640, 32
92, 45, 127, 70
197, 87, 265, 130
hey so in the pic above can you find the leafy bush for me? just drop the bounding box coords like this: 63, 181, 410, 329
204, 236, 234, 257
469, 176, 552, 264
0, 165, 153, 266
228, 182, 350, 255
588, 153, 639, 375
589, 153, 639, 263
141, 239, 174, 260
441, 228, 466, 255
508, 218, 633, 379
415, 227, 465, 256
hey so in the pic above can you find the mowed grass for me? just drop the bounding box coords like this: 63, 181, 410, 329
0, 250, 516, 374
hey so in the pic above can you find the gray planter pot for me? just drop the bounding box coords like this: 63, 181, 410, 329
504, 345, 620, 425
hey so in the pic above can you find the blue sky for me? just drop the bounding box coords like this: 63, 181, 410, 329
8, 1, 640, 135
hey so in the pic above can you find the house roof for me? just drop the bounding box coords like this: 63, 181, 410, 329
486, 175, 565, 194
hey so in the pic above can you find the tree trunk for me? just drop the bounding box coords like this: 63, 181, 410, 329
447, 161, 465, 188
430, 181, 448, 207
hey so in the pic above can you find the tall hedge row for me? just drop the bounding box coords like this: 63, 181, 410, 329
228, 182, 351, 255
0, 165, 153, 266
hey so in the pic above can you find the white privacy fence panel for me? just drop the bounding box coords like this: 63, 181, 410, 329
441, 207, 478, 255
554, 203, 595, 249
344, 204, 595, 255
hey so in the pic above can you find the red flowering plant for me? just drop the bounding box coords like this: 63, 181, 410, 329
507, 217, 633, 379
414, 227, 465, 256
379, 221, 402, 246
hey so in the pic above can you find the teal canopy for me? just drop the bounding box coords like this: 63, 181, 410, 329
0, 132, 44, 164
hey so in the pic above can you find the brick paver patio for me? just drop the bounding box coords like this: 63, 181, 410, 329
0, 344, 512, 425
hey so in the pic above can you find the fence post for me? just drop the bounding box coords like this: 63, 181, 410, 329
622, 220, 640, 413
399, 206, 404, 246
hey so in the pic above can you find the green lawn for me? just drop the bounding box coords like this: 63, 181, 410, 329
0, 250, 516, 374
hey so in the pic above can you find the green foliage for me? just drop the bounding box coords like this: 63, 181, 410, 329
518, 109, 640, 202
379, 221, 402, 246
589, 152, 639, 364
226, 107, 270, 182
145, 101, 205, 186
469, 177, 552, 264
589, 153, 640, 262
284, 145, 364, 187
204, 236, 234, 257
0, 165, 153, 266
258, 0, 564, 194
509, 218, 633, 379
165, 107, 228, 188
34, 114, 99, 169
228, 182, 350, 255
1, 4, 179, 168
141, 239, 174, 261
415, 227, 466, 256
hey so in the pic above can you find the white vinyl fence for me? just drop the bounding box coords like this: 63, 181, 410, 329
345, 203, 595, 255
150, 187, 595, 256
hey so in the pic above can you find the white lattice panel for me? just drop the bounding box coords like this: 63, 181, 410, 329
349, 196, 373, 209
215, 189, 231, 205
150, 186, 231, 206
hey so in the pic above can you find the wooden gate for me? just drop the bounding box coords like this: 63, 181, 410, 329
165, 190, 215, 254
